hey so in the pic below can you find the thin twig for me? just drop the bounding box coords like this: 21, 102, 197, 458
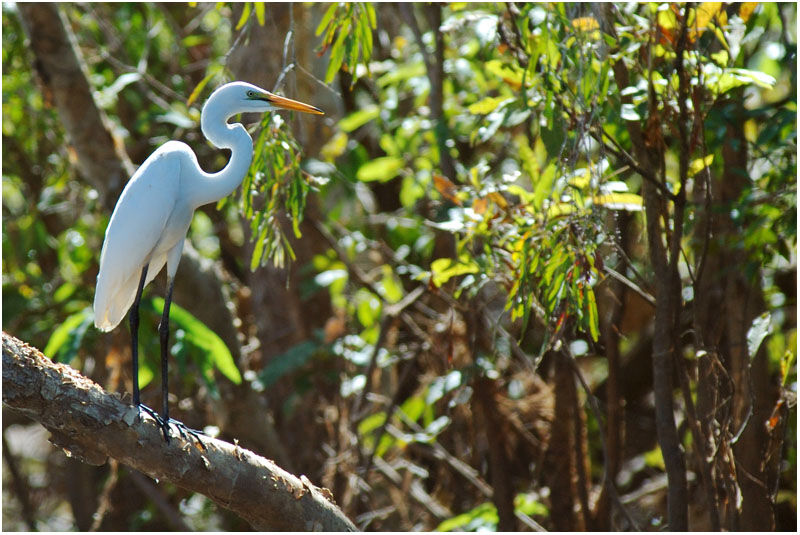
89, 459, 120, 531
603, 266, 656, 307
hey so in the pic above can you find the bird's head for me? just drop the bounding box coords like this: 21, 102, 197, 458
207, 81, 324, 117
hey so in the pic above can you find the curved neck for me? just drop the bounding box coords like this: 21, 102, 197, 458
187, 106, 253, 208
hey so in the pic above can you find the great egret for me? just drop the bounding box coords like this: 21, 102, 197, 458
93, 81, 323, 442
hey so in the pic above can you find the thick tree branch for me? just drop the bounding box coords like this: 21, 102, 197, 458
2, 332, 357, 532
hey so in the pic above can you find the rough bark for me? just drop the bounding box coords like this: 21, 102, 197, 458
545, 352, 590, 531
2, 332, 357, 532
473, 377, 516, 531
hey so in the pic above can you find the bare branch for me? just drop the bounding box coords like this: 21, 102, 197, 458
2, 332, 357, 532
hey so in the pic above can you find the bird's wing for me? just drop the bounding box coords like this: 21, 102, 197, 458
93, 143, 185, 330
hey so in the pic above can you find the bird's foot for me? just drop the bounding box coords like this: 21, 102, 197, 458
136, 404, 207, 450
163, 417, 207, 450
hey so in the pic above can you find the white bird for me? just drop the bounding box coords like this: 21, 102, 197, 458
93, 81, 323, 441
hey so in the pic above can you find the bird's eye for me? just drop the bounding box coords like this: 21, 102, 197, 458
247, 90, 255, 98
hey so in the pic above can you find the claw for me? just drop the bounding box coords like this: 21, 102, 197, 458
136, 405, 206, 450
165, 418, 207, 450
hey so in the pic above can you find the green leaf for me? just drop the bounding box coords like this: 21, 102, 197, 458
468, 96, 511, 115
688, 154, 714, 177
44, 307, 93, 364
235, 2, 251, 30
355, 288, 382, 328
316, 3, 339, 36
358, 411, 387, 436
532, 162, 557, 210
436, 502, 498, 532
377, 264, 404, 303
324, 19, 349, 84
400, 395, 427, 423
727, 67, 776, 89
430, 256, 480, 287
254, 2, 265, 25
644, 445, 666, 470
356, 156, 404, 182
365, 3, 377, 28
377, 62, 426, 87
591, 193, 644, 211
339, 105, 380, 132
149, 298, 241, 384
259, 340, 318, 387
514, 493, 548, 517
484, 59, 524, 87
585, 285, 599, 342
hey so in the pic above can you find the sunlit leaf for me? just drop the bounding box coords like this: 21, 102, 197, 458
436, 502, 498, 532
187, 65, 222, 107
235, 2, 251, 30
358, 411, 387, 436
44, 307, 93, 364
532, 162, 557, 210
514, 493, 548, 517
325, 24, 349, 83
339, 105, 380, 132
484, 59, 524, 89
426, 370, 463, 404
547, 202, 575, 218
691, 3, 723, 39
254, 2, 265, 26
430, 256, 480, 287
688, 154, 714, 177
355, 288, 381, 328
621, 103, 641, 121
149, 297, 241, 385
356, 156, 404, 182
727, 68, 776, 89
316, 3, 339, 36
747, 312, 772, 360
644, 446, 666, 470
591, 193, 644, 211
585, 285, 599, 341
739, 2, 758, 22
572, 16, 599, 31
467, 96, 511, 115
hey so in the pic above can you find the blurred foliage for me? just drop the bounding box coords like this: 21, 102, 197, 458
3, 2, 796, 532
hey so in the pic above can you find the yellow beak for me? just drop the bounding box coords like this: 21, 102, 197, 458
265, 92, 324, 115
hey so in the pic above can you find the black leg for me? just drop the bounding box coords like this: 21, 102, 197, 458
157, 279, 206, 449
129, 265, 149, 406
158, 278, 175, 425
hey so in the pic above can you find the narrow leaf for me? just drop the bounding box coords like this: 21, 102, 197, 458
236, 3, 251, 30
254, 2, 265, 25
316, 3, 339, 36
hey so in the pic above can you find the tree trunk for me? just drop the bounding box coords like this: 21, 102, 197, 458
16, 2, 134, 211
545, 352, 590, 531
